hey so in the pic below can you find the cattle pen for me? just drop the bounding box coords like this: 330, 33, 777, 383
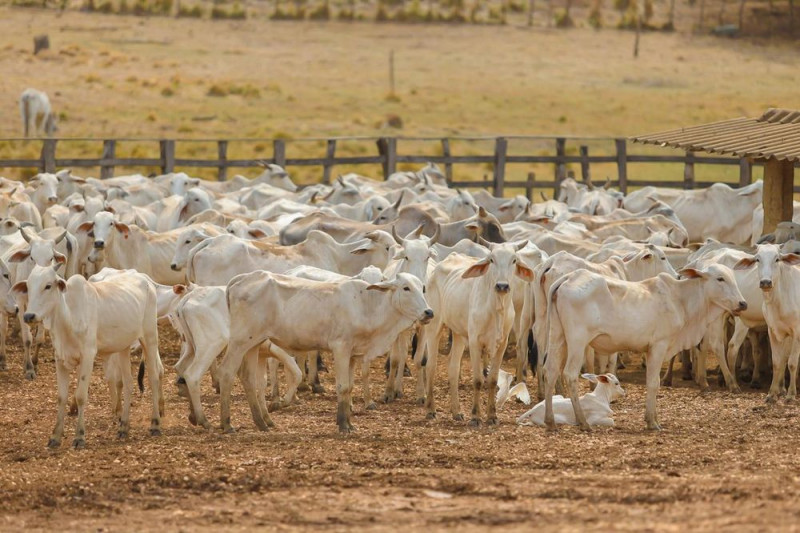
0, 134, 774, 197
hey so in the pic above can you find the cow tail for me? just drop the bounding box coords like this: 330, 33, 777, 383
137, 360, 145, 392
544, 276, 569, 372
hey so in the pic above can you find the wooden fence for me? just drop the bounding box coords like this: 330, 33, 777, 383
0, 136, 763, 197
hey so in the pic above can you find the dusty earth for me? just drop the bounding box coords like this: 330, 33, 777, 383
0, 324, 799, 532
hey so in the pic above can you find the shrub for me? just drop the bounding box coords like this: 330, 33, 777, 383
178, 4, 203, 17
207, 84, 228, 97
308, 1, 330, 19
161, 86, 175, 97
588, 7, 602, 28
555, 10, 574, 27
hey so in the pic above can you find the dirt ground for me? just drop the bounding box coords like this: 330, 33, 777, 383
1, 324, 800, 532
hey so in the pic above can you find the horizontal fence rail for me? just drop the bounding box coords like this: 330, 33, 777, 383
0, 136, 774, 197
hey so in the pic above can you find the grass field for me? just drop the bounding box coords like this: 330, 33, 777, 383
0, 8, 797, 186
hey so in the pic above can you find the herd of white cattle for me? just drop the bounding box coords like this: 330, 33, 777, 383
1, 161, 797, 448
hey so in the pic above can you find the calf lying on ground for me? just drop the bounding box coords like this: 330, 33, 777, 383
516, 373, 624, 427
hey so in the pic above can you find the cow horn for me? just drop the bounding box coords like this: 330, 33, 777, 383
256, 160, 267, 168
515, 240, 528, 252
309, 191, 319, 204
54, 230, 67, 244
337, 175, 346, 187
429, 222, 441, 245
391, 225, 403, 245
322, 188, 335, 201
478, 236, 492, 248
604, 177, 611, 190
393, 190, 405, 209
478, 206, 488, 218
539, 191, 548, 202
586, 180, 595, 190
412, 223, 425, 239
19, 226, 32, 243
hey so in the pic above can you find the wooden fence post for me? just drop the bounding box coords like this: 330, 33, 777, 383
273, 139, 286, 167
440, 138, 453, 183
526, 171, 536, 201
377, 137, 397, 179
684, 151, 695, 189
322, 139, 337, 185
100, 139, 116, 179
160, 140, 175, 174
493, 137, 508, 197
579, 145, 590, 184
554, 137, 566, 198
217, 140, 228, 182
739, 157, 753, 187
615, 138, 628, 193
40, 139, 57, 173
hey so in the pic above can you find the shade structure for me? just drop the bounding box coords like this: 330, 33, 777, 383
631, 109, 799, 237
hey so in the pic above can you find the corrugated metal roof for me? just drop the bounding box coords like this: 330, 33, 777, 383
630, 108, 800, 161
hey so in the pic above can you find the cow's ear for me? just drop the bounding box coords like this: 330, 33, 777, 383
56, 279, 66, 292
172, 284, 187, 295
462, 258, 490, 279
580, 373, 599, 383
596, 374, 610, 383
77, 221, 94, 233
70, 204, 85, 213
622, 252, 637, 262
366, 282, 394, 292
350, 242, 374, 255
54, 252, 67, 265
498, 200, 513, 212
464, 221, 480, 232
12, 281, 27, 295
104, 205, 116, 214
642, 253, 653, 260
781, 253, 800, 266
248, 229, 267, 239
734, 257, 756, 270
678, 268, 704, 279
9, 249, 30, 263
114, 222, 130, 239
515, 262, 534, 282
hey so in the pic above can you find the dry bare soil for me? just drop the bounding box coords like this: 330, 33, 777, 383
1, 325, 800, 532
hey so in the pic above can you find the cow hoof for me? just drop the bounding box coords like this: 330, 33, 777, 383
426, 412, 436, 420
452, 413, 464, 421
312, 384, 326, 394
751, 380, 762, 389
416, 397, 425, 406
338, 426, 353, 434
0, 361, 6, 371
200, 420, 212, 430
176, 386, 189, 399
729, 385, 742, 394
47, 438, 60, 448
297, 382, 311, 392
365, 402, 377, 411
396, 391, 404, 399
766, 395, 778, 404
403, 366, 412, 377
786, 396, 796, 404
545, 424, 558, 433
117, 430, 128, 439
25, 370, 36, 380
269, 401, 284, 412
188, 412, 197, 426
468, 419, 481, 427
381, 394, 393, 404
72, 438, 86, 450
223, 426, 236, 434
486, 416, 498, 426
149, 428, 162, 437
579, 425, 593, 433
646, 423, 662, 431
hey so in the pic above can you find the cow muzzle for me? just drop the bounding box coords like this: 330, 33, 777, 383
170, 263, 180, 271
732, 301, 748, 316
47, 196, 57, 204
420, 308, 434, 324
760, 279, 773, 290
94, 241, 105, 250
495, 282, 510, 294
23, 312, 37, 324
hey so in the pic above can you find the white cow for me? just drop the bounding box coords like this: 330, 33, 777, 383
14, 266, 163, 448
419, 243, 534, 424
734, 244, 800, 402
542, 264, 746, 431
517, 373, 625, 427
217, 272, 432, 433
20, 88, 57, 137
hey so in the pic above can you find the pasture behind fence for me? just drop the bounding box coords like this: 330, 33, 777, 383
0, 135, 774, 197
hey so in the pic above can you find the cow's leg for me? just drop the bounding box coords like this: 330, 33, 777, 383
183, 339, 226, 429
239, 346, 271, 431
485, 337, 508, 426
661, 354, 675, 387
0, 312, 7, 371
415, 325, 432, 404
384, 334, 407, 403
266, 342, 301, 410
644, 348, 666, 430
583, 346, 595, 375
725, 319, 748, 393
295, 351, 310, 392
468, 340, 484, 427
48, 360, 70, 448
332, 345, 354, 433
392, 334, 407, 398
267, 357, 280, 400
422, 323, 442, 413
566, 344, 591, 431
19, 314, 35, 380
767, 332, 788, 403
117, 351, 133, 439
786, 337, 800, 402
361, 357, 375, 410
596, 353, 610, 375
103, 353, 123, 420
681, 349, 693, 380
72, 352, 94, 449
309, 351, 324, 394
696, 336, 711, 391
513, 321, 529, 385
140, 329, 164, 436
32, 325, 44, 367
209, 359, 220, 394
446, 334, 467, 421
218, 336, 257, 433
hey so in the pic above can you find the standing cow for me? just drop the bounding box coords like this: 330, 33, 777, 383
20, 89, 57, 137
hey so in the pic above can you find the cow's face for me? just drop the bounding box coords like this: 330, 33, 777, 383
14, 265, 64, 324
367, 273, 432, 324
171, 228, 211, 271
447, 190, 477, 221
169, 173, 201, 197
30, 173, 59, 205
393, 238, 436, 289
0, 259, 18, 316
79, 211, 129, 252
462, 243, 534, 294
681, 264, 747, 315
733, 244, 800, 292
622, 245, 678, 281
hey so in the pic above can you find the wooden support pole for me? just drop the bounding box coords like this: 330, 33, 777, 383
41, 139, 57, 173
100, 139, 116, 179
273, 139, 286, 167
739, 157, 752, 187
762, 158, 794, 235
377, 137, 397, 179
160, 140, 175, 174
615, 138, 628, 193
683, 151, 695, 189
526, 171, 536, 201
217, 140, 228, 182
579, 145, 590, 184
440, 138, 453, 184
322, 139, 337, 185
554, 137, 566, 198
493, 137, 508, 198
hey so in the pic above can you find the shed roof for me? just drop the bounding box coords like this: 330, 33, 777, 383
630, 108, 800, 161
